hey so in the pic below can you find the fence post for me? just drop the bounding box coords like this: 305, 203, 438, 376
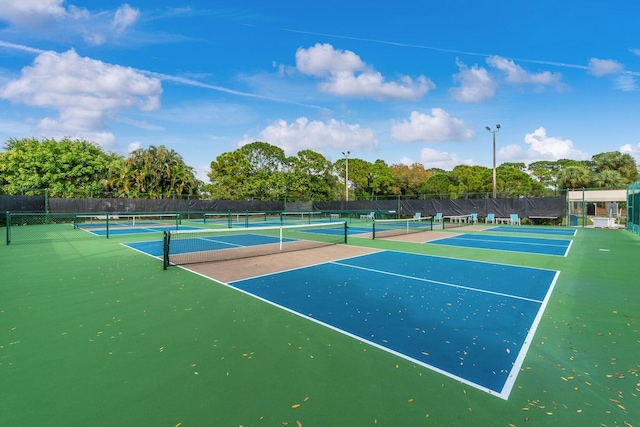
5, 211, 10, 245
45, 189, 49, 224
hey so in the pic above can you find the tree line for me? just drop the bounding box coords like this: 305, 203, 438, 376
0, 137, 637, 200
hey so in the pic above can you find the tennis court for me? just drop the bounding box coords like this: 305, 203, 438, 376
124, 223, 558, 398
226, 250, 558, 399
486, 225, 577, 236
86, 224, 203, 236
74, 213, 202, 236
125, 222, 372, 259
427, 233, 572, 256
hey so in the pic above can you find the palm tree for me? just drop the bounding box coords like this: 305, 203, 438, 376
557, 165, 592, 189
123, 145, 198, 198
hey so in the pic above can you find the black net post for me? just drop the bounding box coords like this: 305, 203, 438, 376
344, 221, 348, 244
163, 231, 170, 270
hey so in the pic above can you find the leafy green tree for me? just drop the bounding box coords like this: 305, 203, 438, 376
339, 158, 373, 199
0, 137, 120, 196
497, 163, 544, 196
335, 158, 396, 199
122, 145, 199, 198
423, 173, 453, 198
207, 141, 288, 200
449, 165, 492, 196
389, 163, 433, 195
557, 165, 592, 189
591, 151, 638, 183
367, 159, 396, 198
528, 160, 562, 189
499, 162, 527, 172
287, 150, 338, 201
591, 170, 626, 189
206, 150, 251, 199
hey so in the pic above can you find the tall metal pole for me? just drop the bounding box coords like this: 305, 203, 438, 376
485, 125, 500, 198
342, 151, 350, 201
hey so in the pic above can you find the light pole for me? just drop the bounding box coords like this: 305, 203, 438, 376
342, 151, 350, 201
485, 124, 500, 198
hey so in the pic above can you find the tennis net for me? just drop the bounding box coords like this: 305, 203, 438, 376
74, 213, 181, 229
203, 211, 270, 227
280, 211, 325, 224
372, 217, 433, 239
163, 221, 347, 269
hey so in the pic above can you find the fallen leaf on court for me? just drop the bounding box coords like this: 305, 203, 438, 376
296, 421, 302, 427
407, 398, 414, 403
291, 404, 301, 409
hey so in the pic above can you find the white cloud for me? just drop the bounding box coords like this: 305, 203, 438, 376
419, 147, 471, 170
296, 43, 434, 101
0, 0, 69, 26
615, 75, 637, 91
487, 55, 563, 89
499, 127, 589, 162
586, 58, 636, 92
127, 141, 142, 153
112, 4, 139, 34
630, 48, 640, 56
237, 117, 379, 155
620, 142, 640, 164
390, 109, 475, 143
0, 49, 162, 152
0, 1, 139, 45
450, 60, 497, 103
398, 156, 414, 166
296, 43, 365, 77
588, 58, 624, 76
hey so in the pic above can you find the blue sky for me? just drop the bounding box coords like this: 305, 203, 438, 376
1, 1, 639, 181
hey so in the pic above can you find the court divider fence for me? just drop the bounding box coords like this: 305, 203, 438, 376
628, 180, 640, 236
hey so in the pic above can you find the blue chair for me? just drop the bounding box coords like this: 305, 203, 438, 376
470, 213, 478, 224
367, 212, 375, 221
414, 212, 421, 219
510, 214, 521, 225
485, 213, 495, 224
434, 213, 443, 222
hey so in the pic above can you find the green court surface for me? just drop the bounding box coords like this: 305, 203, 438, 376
1, 224, 639, 426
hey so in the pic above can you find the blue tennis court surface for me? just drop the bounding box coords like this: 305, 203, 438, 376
486, 226, 576, 236
428, 233, 572, 256
228, 250, 558, 399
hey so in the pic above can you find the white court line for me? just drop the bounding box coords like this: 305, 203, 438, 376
330, 260, 544, 304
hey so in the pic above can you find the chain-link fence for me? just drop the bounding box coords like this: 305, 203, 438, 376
628, 181, 639, 235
